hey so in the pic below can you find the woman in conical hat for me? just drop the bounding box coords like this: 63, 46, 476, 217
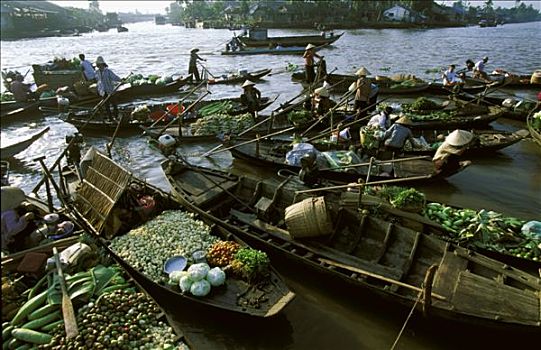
1, 186, 35, 253
240, 80, 261, 119
353, 66, 373, 118
312, 86, 336, 117
433, 129, 474, 175
303, 43, 321, 84
188, 47, 206, 82
380, 115, 417, 156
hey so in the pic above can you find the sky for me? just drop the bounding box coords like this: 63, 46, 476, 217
49, 0, 541, 14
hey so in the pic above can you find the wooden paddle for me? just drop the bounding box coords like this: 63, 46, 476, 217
31, 73, 132, 194
52, 247, 78, 339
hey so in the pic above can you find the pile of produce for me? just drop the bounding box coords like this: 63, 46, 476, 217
39, 90, 57, 99
364, 185, 425, 211
402, 97, 442, 112
125, 74, 174, 87
287, 110, 312, 126
389, 80, 420, 89
198, 100, 239, 117
1, 92, 14, 102
423, 203, 540, 261
531, 111, 541, 132
130, 105, 151, 121
191, 113, 254, 136
109, 210, 218, 283
206, 241, 269, 281
207, 241, 241, 267
171, 263, 227, 297
406, 110, 456, 122
52, 57, 80, 70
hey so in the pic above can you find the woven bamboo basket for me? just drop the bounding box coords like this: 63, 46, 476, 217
530, 70, 541, 84
284, 196, 333, 238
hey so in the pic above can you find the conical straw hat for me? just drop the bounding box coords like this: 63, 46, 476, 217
355, 67, 371, 76
1, 186, 26, 211
445, 129, 474, 147
95, 56, 106, 65
305, 43, 316, 50
241, 80, 255, 88
395, 116, 412, 125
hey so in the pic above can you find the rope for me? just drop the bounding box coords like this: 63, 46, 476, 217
389, 289, 423, 350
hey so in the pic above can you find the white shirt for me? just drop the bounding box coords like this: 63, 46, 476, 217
443, 70, 461, 85
474, 60, 485, 72
367, 112, 389, 129
81, 60, 96, 80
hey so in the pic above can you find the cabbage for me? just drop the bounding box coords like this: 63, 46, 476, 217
190, 279, 211, 297
169, 270, 188, 284
155, 78, 166, 86
164, 75, 173, 83
188, 263, 210, 281
206, 267, 226, 287
179, 275, 193, 293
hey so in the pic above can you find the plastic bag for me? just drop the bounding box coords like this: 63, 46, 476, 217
522, 221, 541, 240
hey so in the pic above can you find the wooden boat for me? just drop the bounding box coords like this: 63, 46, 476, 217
226, 138, 466, 184
1, 127, 50, 159
32, 64, 81, 90
452, 91, 538, 121
115, 76, 192, 101
67, 151, 295, 318
402, 106, 505, 130
1, 96, 57, 115
222, 45, 325, 56
527, 111, 541, 148
237, 29, 343, 48
204, 68, 272, 85
162, 161, 541, 333
1, 237, 192, 349
63, 96, 276, 136
1, 97, 59, 125
481, 71, 541, 90
426, 81, 490, 95
291, 72, 430, 94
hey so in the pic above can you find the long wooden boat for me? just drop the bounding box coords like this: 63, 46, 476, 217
471, 72, 541, 90
204, 68, 272, 85
115, 76, 192, 101
162, 162, 541, 333
1, 237, 192, 349
67, 151, 294, 318
32, 64, 81, 90
63, 96, 276, 136
452, 91, 539, 121
1, 127, 50, 159
527, 111, 541, 147
238, 31, 343, 48
403, 106, 504, 130
1, 96, 60, 125
226, 138, 466, 184
291, 72, 430, 94
426, 81, 490, 95
1, 96, 57, 114
222, 45, 326, 56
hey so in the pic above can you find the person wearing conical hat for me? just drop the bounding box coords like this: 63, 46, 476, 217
311, 86, 336, 117
432, 129, 475, 175
380, 114, 417, 156
352, 66, 373, 118
240, 80, 261, 119
1, 186, 35, 253
303, 43, 322, 84
95, 56, 121, 121
188, 48, 206, 82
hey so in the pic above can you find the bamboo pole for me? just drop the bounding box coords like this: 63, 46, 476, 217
320, 155, 431, 171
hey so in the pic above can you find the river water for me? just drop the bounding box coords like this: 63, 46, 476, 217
1, 21, 540, 349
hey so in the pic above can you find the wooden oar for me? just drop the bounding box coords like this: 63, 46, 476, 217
145, 80, 207, 130
53, 247, 79, 339
31, 73, 132, 194
106, 113, 127, 157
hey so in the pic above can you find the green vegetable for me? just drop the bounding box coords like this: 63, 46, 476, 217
11, 328, 52, 345
22, 311, 61, 330
234, 248, 270, 280
2, 325, 14, 339
11, 290, 48, 325
7, 338, 22, 350
13, 344, 31, 350
27, 304, 59, 321
40, 319, 63, 332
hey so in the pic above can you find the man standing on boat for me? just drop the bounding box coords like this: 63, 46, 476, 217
303, 44, 322, 84
352, 67, 372, 118
240, 80, 261, 119
473, 56, 490, 82
189, 48, 206, 82
79, 54, 96, 82
95, 56, 121, 121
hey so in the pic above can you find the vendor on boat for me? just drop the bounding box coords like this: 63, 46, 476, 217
9, 74, 35, 102
473, 56, 490, 82
1, 186, 35, 254
432, 130, 474, 175
95, 56, 121, 121
240, 80, 261, 118
367, 106, 393, 130
311, 86, 336, 117
189, 48, 206, 81
442, 64, 464, 87
79, 53, 96, 82
303, 43, 322, 84
380, 115, 417, 157
352, 67, 372, 119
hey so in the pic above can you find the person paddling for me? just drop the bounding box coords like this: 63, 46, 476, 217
189, 48, 206, 82
95, 56, 121, 121
303, 43, 322, 84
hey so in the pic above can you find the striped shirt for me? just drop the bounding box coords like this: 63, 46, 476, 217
95, 68, 121, 96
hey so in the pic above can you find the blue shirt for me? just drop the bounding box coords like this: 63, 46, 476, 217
382, 123, 414, 148
95, 67, 121, 96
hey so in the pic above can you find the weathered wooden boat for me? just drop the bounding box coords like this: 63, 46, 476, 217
162, 161, 541, 333
527, 111, 541, 148
426, 81, 490, 95
1, 96, 57, 114
63, 96, 276, 136
115, 76, 192, 101
67, 151, 295, 318
237, 29, 343, 47
1, 237, 192, 349
32, 64, 81, 90
482, 72, 541, 89
1, 127, 50, 159
452, 91, 539, 121
204, 68, 272, 85
1, 96, 60, 125
226, 138, 466, 184
402, 106, 505, 130
291, 72, 430, 94
222, 45, 325, 56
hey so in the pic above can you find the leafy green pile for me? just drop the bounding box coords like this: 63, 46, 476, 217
52, 57, 80, 70
191, 113, 254, 136
287, 110, 312, 126
364, 185, 425, 210
233, 248, 270, 280
1, 92, 14, 102
407, 110, 456, 122
403, 97, 441, 111
198, 101, 238, 117
390, 80, 419, 89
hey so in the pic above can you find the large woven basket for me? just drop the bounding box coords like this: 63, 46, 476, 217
531, 70, 541, 84
284, 196, 333, 238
